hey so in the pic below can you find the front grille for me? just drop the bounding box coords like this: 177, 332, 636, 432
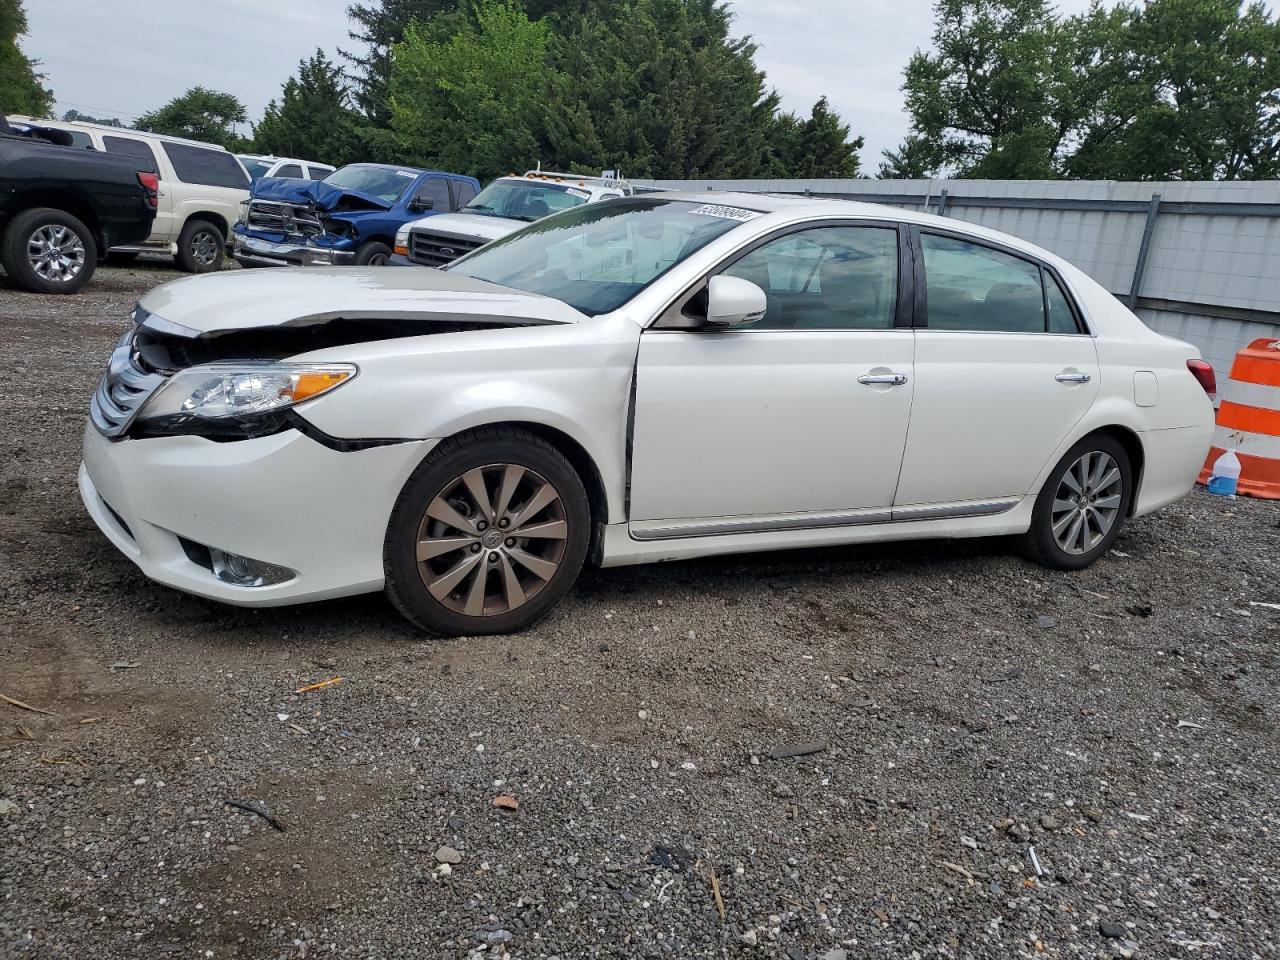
90, 330, 167, 438
408, 229, 484, 267
244, 199, 323, 238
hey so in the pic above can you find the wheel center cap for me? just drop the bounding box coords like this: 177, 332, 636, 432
482, 530, 503, 549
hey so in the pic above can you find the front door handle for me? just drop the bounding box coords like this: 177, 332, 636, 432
858, 373, 908, 386
1055, 372, 1092, 383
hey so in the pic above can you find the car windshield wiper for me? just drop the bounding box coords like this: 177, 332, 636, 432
464, 203, 499, 216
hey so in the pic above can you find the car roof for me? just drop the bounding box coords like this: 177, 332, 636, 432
342, 162, 465, 177
7, 115, 232, 151
653, 191, 1065, 265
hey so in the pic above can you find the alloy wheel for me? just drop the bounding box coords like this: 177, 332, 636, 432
26, 225, 85, 283
191, 229, 219, 267
415, 463, 568, 617
1050, 450, 1123, 555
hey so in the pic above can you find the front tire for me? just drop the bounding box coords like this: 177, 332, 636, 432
1021, 434, 1133, 570
0, 207, 97, 294
176, 219, 224, 273
354, 240, 392, 266
384, 427, 591, 636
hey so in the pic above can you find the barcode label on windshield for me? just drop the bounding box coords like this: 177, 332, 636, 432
688, 204, 761, 222
566, 187, 591, 200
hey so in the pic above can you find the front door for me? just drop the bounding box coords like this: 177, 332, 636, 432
894, 230, 1101, 507
629, 223, 915, 528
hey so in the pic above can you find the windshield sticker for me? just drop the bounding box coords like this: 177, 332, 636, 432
566, 187, 591, 200
687, 203, 762, 222
394, 170, 416, 178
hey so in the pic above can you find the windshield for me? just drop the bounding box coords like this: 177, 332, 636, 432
323, 165, 418, 203
465, 179, 589, 223
446, 198, 754, 316
239, 157, 274, 180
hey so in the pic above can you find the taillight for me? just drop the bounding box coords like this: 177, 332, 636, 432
1187, 359, 1217, 402
137, 171, 159, 209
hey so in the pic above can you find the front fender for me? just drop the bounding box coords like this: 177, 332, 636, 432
292, 317, 641, 522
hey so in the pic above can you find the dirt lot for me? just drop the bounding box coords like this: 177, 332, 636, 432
1, 262, 1278, 960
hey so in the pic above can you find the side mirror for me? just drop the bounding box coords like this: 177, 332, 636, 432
409, 196, 434, 212
705, 275, 766, 326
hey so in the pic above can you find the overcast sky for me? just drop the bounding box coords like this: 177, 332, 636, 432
23, 0, 1098, 169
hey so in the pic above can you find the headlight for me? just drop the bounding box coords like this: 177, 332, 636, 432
135, 362, 357, 436
394, 225, 410, 255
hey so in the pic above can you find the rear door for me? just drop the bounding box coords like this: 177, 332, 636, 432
893, 228, 1099, 508
102, 134, 169, 244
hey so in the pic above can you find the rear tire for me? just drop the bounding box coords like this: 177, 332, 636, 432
0, 207, 97, 294
176, 219, 224, 273
384, 427, 591, 636
1021, 434, 1133, 570
354, 240, 392, 266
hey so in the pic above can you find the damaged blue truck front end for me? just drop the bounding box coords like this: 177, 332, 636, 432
230, 163, 481, 267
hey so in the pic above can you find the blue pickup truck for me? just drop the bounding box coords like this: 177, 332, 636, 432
231, 163, 481, 267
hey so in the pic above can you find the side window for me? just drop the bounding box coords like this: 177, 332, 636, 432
304, 165, 329, 180
1045, 271, 1081, 334
414, 177, 451, 211
274, 163, 304, 178
450, 179, 478, 210
921, 233, 1045, 333
103, 135, 158, 172
67, 131, 94, 150
161, 142, 250, 189
720, 225, 899, 330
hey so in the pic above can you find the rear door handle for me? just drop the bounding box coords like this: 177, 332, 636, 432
858, 373, 908, 386
1055, 373, 1092, 383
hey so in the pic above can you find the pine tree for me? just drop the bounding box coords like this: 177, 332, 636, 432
254, 50, 362, 166
343, 0, 456, 121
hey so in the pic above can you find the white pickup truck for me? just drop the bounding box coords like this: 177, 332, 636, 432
391, 170, 633, 267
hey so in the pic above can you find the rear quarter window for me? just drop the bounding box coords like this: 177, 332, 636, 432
103, 135, 158, 173
161, 142, 249, 189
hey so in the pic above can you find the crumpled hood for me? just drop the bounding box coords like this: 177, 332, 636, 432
138, 267, 586, 335
407, 211, 525, 242
251, 176, 391, 213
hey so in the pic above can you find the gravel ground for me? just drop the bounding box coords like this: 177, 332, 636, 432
1, 262, 1278, 960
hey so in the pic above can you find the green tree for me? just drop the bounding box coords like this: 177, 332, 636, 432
900, 0, 1079, 177
343, 0, 456, 121
546, 0, 792, 178
773, 97, 862, 178
254, 50, 361, 165
0, 0, 52, 116
136, 87, 248, 149
878, 134, 938, 179
1066, 0, 1280, 180
389, 0, 554, 180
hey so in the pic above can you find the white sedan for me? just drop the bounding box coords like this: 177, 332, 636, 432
81, 193, 1217, 635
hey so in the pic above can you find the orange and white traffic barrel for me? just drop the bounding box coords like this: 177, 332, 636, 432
1198, 338, 1280, 499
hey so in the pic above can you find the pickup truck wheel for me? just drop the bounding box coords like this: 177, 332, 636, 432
384, 428, 591, 636
176, 220, 224, 273
1, 208, 97, 294
355, 240, 392, 266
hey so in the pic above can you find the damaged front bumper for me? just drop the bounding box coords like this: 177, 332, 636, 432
232, 228, 356, 267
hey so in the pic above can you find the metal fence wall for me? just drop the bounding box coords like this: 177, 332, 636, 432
635, 177, 1280, 381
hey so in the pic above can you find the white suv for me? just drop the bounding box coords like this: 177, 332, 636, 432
391, 170, 632, 267
238, 155, 335, 182
9, 117, 249, 272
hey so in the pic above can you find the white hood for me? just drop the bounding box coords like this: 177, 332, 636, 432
137, 267, 586, 335
406, 211, 525, 242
